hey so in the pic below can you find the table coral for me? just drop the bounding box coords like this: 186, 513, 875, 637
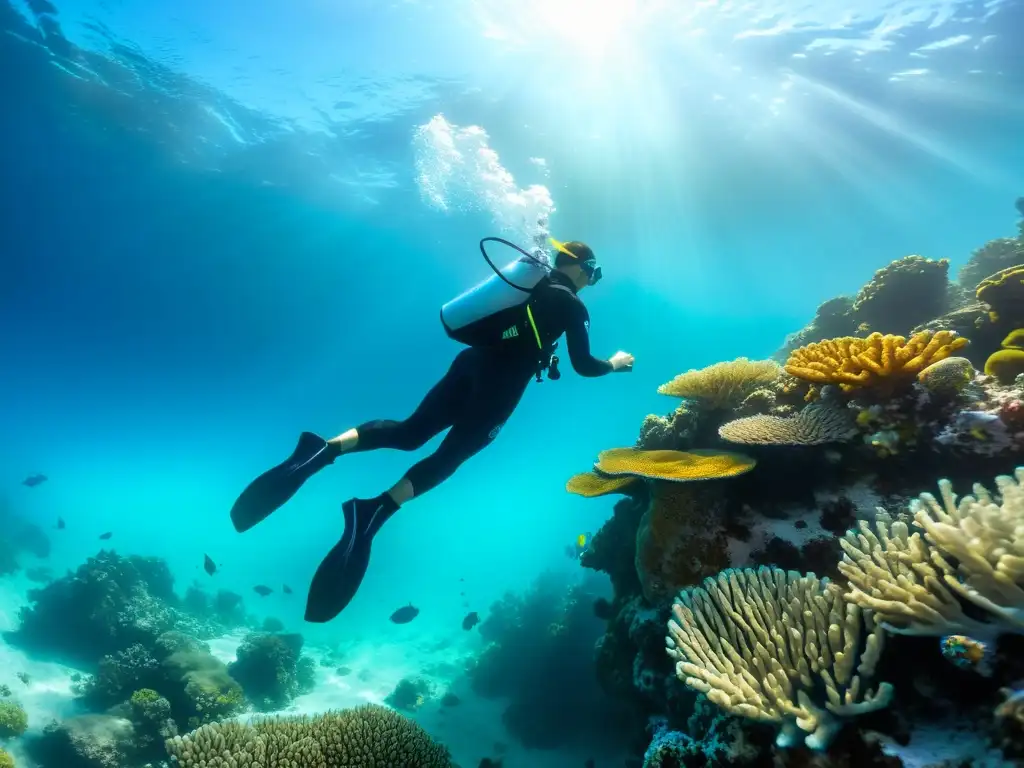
658, 358, 781, 410
595, 448, 757, 481
839, 468, 1024, 637
785, 331, 968, 393
718, 403, 857, 445
566, 472, 638, 497
666, 566, 892, 751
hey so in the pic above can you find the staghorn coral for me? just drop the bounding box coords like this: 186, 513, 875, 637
717, 403, 856, 446
595, 448, 757, 482
985, 328, 1024, 384
839, 468, 1024, 637
566, 472, 638, 497
666, 566, 892, 751
851, 254, 950, 334
164, 704, 454, 767
785, 330, 968, 393
977, 264, 1024, 323
917, 355, 975, 395
657, 358, 781, 410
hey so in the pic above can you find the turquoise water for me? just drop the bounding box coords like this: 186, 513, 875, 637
1, 1, 1023, 766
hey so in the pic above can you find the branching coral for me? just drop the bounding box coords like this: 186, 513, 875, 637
851, 254, 950, 334
665, 566, 892, 751
785, 331, 968, 393
165, 704, 454, 767
657, 359, 781, 410
839, 468, 1024, 637
718, 403, 857, 446
595, 448, 757, 481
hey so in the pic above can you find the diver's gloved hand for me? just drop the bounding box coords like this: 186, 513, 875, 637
609, 351, 635, 372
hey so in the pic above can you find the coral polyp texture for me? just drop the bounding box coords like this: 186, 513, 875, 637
594, 448, 757, 481
565, 471, 638, 497
164, 704, 454, 767
839, 468, 1024, 637
665, 566, 892, 751
718, 403, 857, 446
657, 358, 781, 409
785, 330, 968, 393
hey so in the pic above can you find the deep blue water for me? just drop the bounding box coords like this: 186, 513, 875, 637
1, 0, 1023, 650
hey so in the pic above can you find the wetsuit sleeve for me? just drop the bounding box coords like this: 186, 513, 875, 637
564, 300, 614, 377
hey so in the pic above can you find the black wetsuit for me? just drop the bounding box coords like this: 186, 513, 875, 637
350, 270, 613, 494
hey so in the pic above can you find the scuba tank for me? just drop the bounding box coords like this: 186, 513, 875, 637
440, 237, 561, 381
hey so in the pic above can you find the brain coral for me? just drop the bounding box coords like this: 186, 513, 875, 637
657, 358, 781, 409
595, 448, 756, 481
785, 331, 968, 393
917, 356, 975, 395
718, 404, 856, 446
165, 704, 454, 767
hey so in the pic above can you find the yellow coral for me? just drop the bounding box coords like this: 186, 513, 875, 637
784, 331, 968, 392
666, 566, 892, 751
984, 329, 1024, 384
0, 748, 12, 768
565, 472, 637, 497
165, 704, 454, 767
717, 404, 856, 446
976, 264, 1024, 322
917, 356, 975, 394
595, 448, 756, 481
839, 468, 1024, 637
657, 358, 781, 409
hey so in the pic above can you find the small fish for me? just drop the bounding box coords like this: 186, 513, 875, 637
56, 517, 65, 530
99, 532, 112, 540
283, 584, 293, 595
22, 474, 47, 487
390, 604, 420, 624
462, 611, 480, 631
253, 585, 273, 597
203, 554, 216, 576
569, 532, 593, 559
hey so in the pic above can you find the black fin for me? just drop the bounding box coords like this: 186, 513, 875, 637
230, 432, 336, 533
304, 499, 373, 623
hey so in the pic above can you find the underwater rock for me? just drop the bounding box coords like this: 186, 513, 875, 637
26, 714, 136, 768
850, 255, 951, 336
958, 237, 1023, 293
227, 631, 315, 711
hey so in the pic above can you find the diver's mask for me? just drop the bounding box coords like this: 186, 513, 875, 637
550, 237, 603, 287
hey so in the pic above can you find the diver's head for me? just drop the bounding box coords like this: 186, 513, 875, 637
551, 239, 603, 291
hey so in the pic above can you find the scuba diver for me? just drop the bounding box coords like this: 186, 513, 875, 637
229, 237, 634, 623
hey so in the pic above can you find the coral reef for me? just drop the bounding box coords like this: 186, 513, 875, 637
0, 748, 12, 768
984, 328, 1024, 384
666, 566, 892, 750
386, 677, 433, 711
976, 265, 1024, 325
25, 715, 136, 768
227, 631, 316, 711
164, 704, 454, 767
850, 255, 950, 335
467, 570, 636, 752
958, 237, 1022, 292
658, 359, 781, 410
4, 550, 218, 666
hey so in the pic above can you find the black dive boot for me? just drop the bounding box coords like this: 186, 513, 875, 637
230, 432, 341, 533
304, 494, 398, 623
